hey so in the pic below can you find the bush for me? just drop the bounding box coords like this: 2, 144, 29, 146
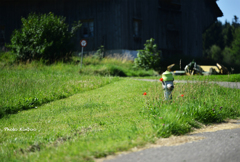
134, 38, 161, 72
7, 13, 81, 63
0, 51, 16, 64
94, 45, 105, 60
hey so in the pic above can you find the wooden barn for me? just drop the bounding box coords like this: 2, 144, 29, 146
0, 0, 222, 58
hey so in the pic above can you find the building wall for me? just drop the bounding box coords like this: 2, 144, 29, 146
0, 0, 221, 58
181, 0, 219, 57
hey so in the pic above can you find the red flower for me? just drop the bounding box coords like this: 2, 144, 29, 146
181, 94, 184, 97
143, 92, 147, 95
160, 78, 163, 82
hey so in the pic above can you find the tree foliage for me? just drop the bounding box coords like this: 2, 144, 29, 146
7, 13, 81, 63
210, 45, 222, 61
202, 15, 240, 66
230, 28, 240, 65
134, 38, 161, 71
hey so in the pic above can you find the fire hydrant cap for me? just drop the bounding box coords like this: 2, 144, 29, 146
162, 71, 174, 81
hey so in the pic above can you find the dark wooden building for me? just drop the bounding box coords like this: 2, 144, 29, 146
0, 0, 222, 57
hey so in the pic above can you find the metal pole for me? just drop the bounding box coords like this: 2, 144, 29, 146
81, 47, 83, 68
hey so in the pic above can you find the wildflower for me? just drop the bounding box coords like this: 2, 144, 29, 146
220, 106, 223, 110
159, 117, 163, 119
181, 94, 184, 97
212, 109, 215, 111
163, 124, 165, 126
160, 78, 163, 82
143, 92, 147, 95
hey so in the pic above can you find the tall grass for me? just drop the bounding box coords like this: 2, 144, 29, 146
142, 81, 240, 137
78, 54, 156, 77
0, 62, 119, 118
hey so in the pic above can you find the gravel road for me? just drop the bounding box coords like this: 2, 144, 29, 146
99, 80, 240, 162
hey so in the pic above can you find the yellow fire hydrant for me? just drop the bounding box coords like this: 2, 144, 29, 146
160, 71, 174, 100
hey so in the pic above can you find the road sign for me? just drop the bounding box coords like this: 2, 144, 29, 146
80, 39, 87, 47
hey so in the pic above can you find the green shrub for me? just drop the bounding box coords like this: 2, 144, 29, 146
94, 45, 105, 60
7, 12, 81, 63
134, 38, 161, 72
0, 51, 16, 64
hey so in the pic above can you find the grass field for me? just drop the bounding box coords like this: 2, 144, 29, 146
0, 62, 120, 118
1, 53, 240, 161
1, 77, 240, 161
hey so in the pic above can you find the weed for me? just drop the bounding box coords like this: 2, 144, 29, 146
141, 80, 240, 139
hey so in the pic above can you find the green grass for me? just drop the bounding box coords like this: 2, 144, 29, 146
1, 77, 240, 161
0, 79, 155, 162
1, 53, 240, 161
142, 80, 240, 137
77, 55, 156, 77
0, 62, 119, 118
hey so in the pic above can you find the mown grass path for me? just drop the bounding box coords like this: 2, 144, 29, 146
0, 79, 155, 162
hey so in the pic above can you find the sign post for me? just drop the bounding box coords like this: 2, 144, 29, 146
80, 39, 87, 68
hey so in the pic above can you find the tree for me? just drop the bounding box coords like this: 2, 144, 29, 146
209, 45, 222, 61
222, 21, 234, 47
7, 13, 81, 63
222, 47, 233, 64
134, 38, 161, 72
232, 15, 240, 28
230, 28, 240, 65
94, 45, 105, 60
202, 20, 223, 57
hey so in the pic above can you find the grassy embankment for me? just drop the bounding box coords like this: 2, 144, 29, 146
0, 52, 240, 161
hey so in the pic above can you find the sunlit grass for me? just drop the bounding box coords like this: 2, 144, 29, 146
0, 78, 240, 161
0, 79, 154, 162
0, 62, 119, 118
1, 52, 240, 161
142, 80, 240, 137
